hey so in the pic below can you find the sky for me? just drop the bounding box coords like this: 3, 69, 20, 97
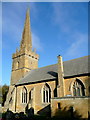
2, 2, 88, 85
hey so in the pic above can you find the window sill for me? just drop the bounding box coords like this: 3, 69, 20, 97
21, 103, 27, 105
42, 102, 50, 106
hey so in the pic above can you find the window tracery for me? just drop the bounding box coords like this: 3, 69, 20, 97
72, 79, 85, 96
22, 87, 27, 103
42, 84, 51, 103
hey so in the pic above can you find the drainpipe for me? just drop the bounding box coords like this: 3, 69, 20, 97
57, 55, 65, 97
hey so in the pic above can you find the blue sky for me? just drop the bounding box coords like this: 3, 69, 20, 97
2, 2, 88, 85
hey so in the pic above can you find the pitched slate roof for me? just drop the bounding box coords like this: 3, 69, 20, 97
16, 56, 89, 86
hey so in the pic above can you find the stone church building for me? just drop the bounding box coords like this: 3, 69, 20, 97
4, 9, 90, 118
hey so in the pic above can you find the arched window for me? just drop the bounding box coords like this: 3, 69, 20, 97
72, 79, 85, 96
43, 84, 51, 103
22, 87, 27, 103
29, 88, 33, 101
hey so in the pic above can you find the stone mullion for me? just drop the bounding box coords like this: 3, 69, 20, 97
79, 85, 82, 96
45, 88, 46, 103
48, 89, 49, 103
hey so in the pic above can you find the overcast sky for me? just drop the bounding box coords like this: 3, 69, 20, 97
2, 2, 88, 85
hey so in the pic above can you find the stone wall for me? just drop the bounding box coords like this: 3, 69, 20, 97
14, 80, 56, 114
4, 75, 89, 116
51, 97, 90, 118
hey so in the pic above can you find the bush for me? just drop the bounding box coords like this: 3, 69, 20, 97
5, 110, 14, 120
2, 108, 86, 120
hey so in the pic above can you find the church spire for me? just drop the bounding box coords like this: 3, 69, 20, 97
11, 8, 39, 85
20, 8, 32, 51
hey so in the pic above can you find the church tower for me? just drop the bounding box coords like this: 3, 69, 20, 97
10, 9, 39, 85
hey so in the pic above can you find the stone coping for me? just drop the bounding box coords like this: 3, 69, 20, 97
51, 96, 90, 100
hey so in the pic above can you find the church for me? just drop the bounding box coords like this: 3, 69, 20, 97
4, 9, 90, 118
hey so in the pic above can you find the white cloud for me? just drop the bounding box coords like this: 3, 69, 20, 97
2, 5, 24, 44
52, 3, 79, 34
64, 33, 88, 59
2, 3, 39, 49
32, 33, 43, 51
52, 3, 88, 60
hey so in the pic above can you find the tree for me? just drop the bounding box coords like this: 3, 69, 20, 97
0, 86, 2, 106
2, 84, 9, 106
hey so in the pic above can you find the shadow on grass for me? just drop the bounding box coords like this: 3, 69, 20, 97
2, 106, 89, 120
52, 106, 82, 120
